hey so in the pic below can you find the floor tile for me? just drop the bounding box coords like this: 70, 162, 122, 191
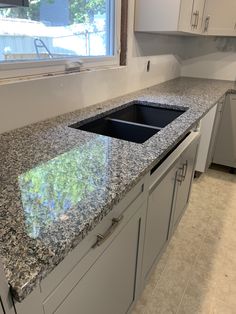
211, 298, 236, 314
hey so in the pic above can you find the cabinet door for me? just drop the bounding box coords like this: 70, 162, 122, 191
195, 104, 217, 173
54, 204, 145, 314
202, 0, 236, 36
143, 163, 178, 278
192, 0, 206, 33
178, 0, 195, 33
178, 0, 205, 33
213, 95, 236, 168
172, 138, 199, 229
135, 0, 183, 32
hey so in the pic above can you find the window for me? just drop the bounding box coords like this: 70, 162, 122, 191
0, 0, 121, 78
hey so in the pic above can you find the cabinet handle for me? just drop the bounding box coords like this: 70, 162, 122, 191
195, 11, 199, 29
192, 11, 198, 29
176, 167, 184, 185
176, 161, 188, 185
204, 16, 210, 32
92, 215, 124, 248
182, 160, 188, 180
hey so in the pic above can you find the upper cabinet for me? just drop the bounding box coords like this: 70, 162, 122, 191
135, 0, 236, 36
134, 0, 205, 34
202, 0, 236, 36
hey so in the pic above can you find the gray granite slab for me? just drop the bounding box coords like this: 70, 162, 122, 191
0, 77, 235, 302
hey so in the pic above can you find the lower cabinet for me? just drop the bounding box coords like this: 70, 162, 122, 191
54, 203, 145, 314
142, 162, 178, 278
142, 132, 199, 281
171, 137, 199, 230
213, 94, 236, 168
14, 132, 200, 314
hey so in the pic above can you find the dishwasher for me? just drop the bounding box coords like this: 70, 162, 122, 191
213, 94, 236, 171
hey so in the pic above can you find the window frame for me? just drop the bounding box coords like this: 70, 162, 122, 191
0, 0, 121, 80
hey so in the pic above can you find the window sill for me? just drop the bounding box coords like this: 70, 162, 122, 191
0, 64, 126, 86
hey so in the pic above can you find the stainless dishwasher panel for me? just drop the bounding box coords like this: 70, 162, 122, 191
213, 94, 236, 168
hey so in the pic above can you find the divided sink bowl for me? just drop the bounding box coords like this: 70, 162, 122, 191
69, 102, 186, 144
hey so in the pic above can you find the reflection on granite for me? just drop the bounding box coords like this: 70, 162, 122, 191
19, 137, 108, 239
0, 77, 235, 302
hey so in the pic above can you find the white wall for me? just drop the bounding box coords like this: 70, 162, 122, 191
181, 37, 236, 80
181, 52, 236, 80
0, 0, 181, 134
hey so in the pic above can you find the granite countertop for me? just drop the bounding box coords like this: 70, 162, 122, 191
0, 77, 235, 302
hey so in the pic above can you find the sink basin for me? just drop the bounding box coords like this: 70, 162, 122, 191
72, 117, 159, 144
108, 103, 185, 128
69, 102, 186, 144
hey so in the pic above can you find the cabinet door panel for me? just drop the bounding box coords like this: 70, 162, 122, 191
55, 205, 144, 314
135, 0, 181, 32
143, 163, 178, 278
172, 139, 198, 228
213, 95, 236, 168
192, 0, 206, 33
178, 0, 195, 32
203, 0, 236, 36
179, 0, 205, 33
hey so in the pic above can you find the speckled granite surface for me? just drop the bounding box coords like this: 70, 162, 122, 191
0, 77, 235, 302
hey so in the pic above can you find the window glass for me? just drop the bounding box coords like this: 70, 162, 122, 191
0, 0, 114, 62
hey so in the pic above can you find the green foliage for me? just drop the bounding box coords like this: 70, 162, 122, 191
0, 0, 106, 24
18, 137, 107, 238
69, 0, 106, 24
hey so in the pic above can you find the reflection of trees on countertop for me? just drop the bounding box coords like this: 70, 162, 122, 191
18, 137, 107, 239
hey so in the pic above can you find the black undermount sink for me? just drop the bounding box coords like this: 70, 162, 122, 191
70, 102, 186, 144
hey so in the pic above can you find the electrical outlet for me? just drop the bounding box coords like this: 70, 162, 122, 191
147, 60, 151, 72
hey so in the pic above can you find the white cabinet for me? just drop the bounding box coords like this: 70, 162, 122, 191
171, 138, 199, 230
54, 204, 145, 314
143, 162, 178, 278
14, 132, 200, 314
142, 132, 200, 281
195, 105, 218, 173
213, 94, 236, 168
135, 0, 236, 36
135, 0, 205, 34
29, 180, 147, 314
202, 0, 236, 36
190, 0, 207, 33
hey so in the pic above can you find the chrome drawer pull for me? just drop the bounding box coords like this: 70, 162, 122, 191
176, 167, 184, 184
182, 160, 188, 180
92, 215, 124, 249
204, 16, 210, 32
195, 11, 199, 28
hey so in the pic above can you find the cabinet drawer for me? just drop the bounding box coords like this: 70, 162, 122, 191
42, 180, 146, 314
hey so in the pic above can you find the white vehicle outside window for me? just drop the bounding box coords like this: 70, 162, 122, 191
0, 0, 121, 79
